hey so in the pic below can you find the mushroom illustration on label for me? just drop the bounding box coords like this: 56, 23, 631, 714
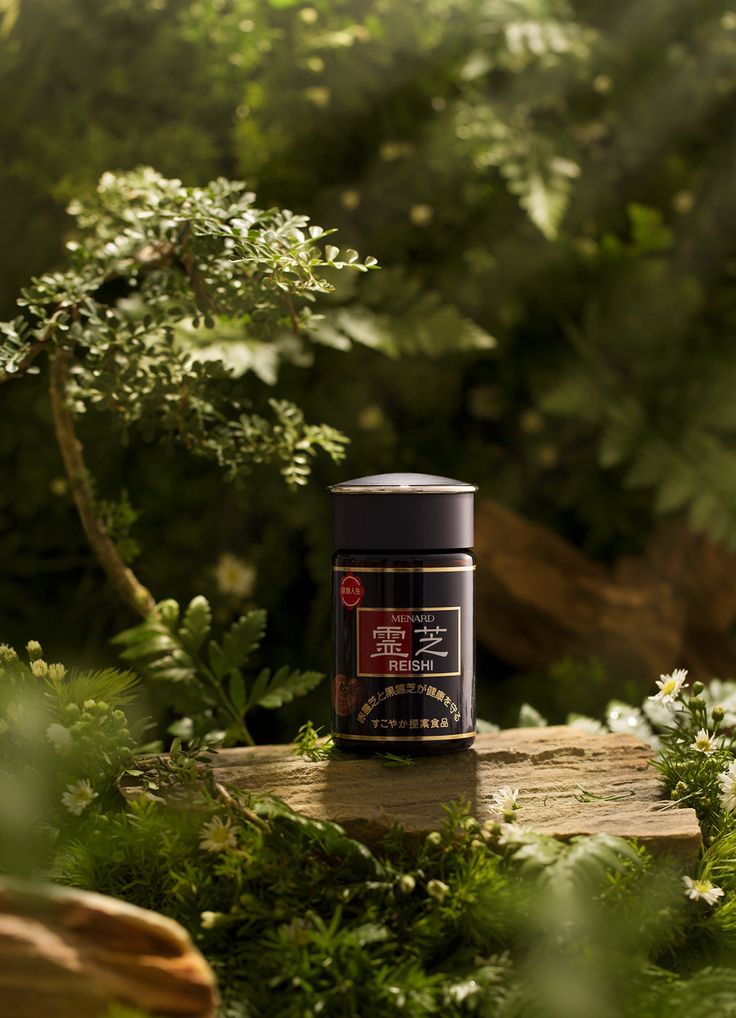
333, 674, 361, 716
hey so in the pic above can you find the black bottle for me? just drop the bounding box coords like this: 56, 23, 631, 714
329, 472, 476, 755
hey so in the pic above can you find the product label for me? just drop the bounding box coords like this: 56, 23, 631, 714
332, 563, 474, 744
356, 607, 461, 676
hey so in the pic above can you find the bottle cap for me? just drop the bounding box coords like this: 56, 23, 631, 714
329, 472, 476, 551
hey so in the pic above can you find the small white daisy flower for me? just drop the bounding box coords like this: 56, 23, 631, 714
567, 714, 606, 735
496, 822, 528, 847
718, 760, 736, 813
683, 875, 724, 906
643, 696, 682, 730
691, 729, 720, 755
61, 778, 97, 816
704, 679, 736, 728
199, 816, 238, 853
30, 659, 48, 679
46, 723, 73, 753
492, 787, 520, 817
214, 553, 256, 599
47, 663, 66, 682
649, 669, 688, 706
607, 702, 658, 746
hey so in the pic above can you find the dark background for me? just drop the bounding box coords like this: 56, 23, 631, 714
3, 0, 736, 734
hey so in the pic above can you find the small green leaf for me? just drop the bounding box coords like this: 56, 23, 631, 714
250, 667, 324, 710
248, 667, 271, 706
117, 633, 180, 661
168, 717, 194, 739
112, 619, 162, 646
229, 670, 246, 713
220, 609, 266, 675
149, 662, 195, 683
179, 596, 212, 653
208, 639, 225, 681
223, 722, 247, 746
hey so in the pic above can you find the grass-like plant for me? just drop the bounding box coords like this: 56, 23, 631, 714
5, 635, 736, 1016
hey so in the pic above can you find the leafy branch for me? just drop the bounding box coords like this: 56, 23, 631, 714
0, 167, 375, 615
292, 721, 336, 761
114, 596, 323, 747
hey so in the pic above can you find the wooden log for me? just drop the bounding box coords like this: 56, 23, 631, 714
0, 878, 218, 1018
616, 518, 736, 679
474, 499, 736, 682
203, 727, 701, 865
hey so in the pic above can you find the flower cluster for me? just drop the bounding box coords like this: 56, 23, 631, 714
652, 669, 736, 838
0, 639, 139, 843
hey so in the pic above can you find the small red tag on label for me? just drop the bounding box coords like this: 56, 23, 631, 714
339, 574, 364, 609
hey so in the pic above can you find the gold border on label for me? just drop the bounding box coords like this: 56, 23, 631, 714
333, 565, 475, 573
356, 606, 462, 678
335, 731, 476, 742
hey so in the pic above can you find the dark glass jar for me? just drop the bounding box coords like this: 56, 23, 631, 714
329, 473, 476, 755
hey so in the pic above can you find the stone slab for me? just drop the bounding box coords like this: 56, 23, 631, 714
205, 726, 701, 864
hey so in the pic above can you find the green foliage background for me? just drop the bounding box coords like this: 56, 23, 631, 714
3, 0, 736, 731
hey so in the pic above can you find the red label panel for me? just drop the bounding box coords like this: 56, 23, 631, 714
356, 607, 460, 677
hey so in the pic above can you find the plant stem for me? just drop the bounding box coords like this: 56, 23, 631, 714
196, 657, 243, 731
283, 293, 301, 334
180, 224, 219, 314
240, 716, 255, 747
212, 781, 269, 830
49, 350, 155, 618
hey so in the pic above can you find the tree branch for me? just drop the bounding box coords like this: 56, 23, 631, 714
282, 293, 301, 335
0, 312, 61, 385
49, 350, 155, 618
180, 224, 220, 315
0, 340, 45, 384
